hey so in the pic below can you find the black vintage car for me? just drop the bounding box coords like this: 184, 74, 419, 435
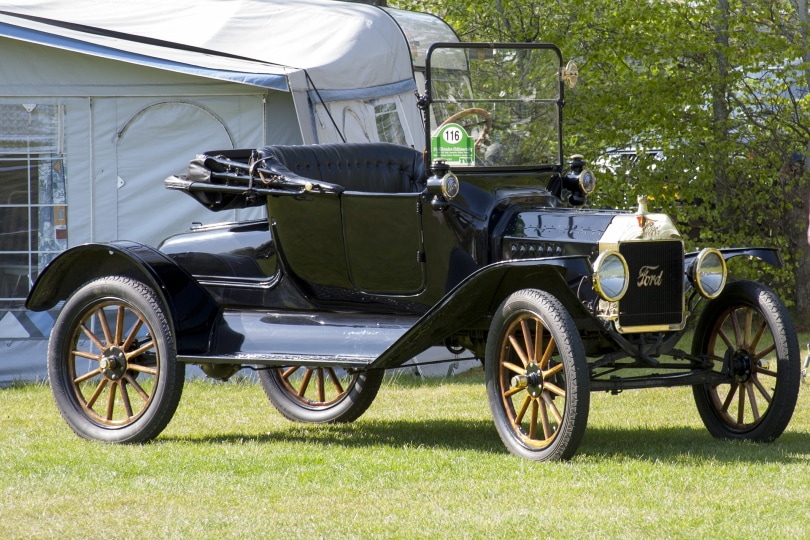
26, 43, 801, 461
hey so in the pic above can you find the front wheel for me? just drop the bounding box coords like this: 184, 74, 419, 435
485, 289, 589, 461
48, 276, 185, 443
258, 366, 383, 423
692, 280, 800, 441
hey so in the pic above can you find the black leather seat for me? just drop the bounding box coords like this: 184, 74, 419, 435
257, 143, 426, 193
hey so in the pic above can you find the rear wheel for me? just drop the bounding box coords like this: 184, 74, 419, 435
485, 289, 589, 461
258, 366, 383, 423
48, 276, 185, 443
692, 280, 800, 441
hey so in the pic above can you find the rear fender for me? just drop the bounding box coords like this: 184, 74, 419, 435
369, 256, 593, 369
26, 241, 220, 354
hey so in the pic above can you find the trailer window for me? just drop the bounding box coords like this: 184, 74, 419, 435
0, 104, 66, 307
374, 102, 407, 145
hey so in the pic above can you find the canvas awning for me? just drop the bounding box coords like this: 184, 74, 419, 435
0, 0, 418, 98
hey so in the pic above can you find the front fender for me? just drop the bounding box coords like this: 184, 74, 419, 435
26, 241, 220, 354
369, 256, 593, 369
684, 247, 783, 270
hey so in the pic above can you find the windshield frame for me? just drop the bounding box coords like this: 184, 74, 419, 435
424, 42, 566, 171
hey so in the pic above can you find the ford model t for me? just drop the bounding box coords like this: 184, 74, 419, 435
26, 43, 801, 461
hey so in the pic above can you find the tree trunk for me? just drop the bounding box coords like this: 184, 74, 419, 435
711, 0, 732, 205
791, 0, 810, 328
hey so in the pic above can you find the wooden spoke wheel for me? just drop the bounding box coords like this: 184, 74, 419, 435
258, 365, 383, 423
48, 276, 184, 443
485, 289, 589, 461
692, 280, 800, 441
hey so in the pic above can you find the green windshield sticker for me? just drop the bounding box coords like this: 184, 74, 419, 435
431, 123, 474, 166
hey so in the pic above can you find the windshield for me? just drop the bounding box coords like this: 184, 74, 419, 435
426, 44, 563, 168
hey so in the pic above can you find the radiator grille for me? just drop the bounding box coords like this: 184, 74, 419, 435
618, 240, 684, 329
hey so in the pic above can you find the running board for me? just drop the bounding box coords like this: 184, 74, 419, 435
177, 309, 418, 369
177, 353, 376, 369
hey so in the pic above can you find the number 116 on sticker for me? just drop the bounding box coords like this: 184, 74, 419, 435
443, 127, 464, 144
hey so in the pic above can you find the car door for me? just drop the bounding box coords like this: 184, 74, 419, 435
341, 192, 425, 295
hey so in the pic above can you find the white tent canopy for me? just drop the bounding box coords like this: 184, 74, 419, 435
0, 0, 460, 384
0, 0, 417, 94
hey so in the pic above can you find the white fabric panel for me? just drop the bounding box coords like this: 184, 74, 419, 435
0, 0, 415, 93
112, 98, 265, 247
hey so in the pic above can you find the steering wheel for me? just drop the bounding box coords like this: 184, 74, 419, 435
437, 108, 492, 151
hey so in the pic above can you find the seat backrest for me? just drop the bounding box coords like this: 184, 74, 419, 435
258, 143, 426, 193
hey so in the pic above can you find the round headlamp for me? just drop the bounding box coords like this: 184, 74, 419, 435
593, 251, 629, 302
578, 169, 596, 194
441, 172, 460, 199
691, 248, 727, 299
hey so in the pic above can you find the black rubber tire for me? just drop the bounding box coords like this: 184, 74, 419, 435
485, 289, 589, 461
692, 280, 800, 441
48, 276, 185, 443
258, 366, 383, 423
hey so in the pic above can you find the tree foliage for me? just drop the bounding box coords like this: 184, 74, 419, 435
393, 0, 810, 324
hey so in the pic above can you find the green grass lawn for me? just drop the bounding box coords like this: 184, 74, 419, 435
2, 370, 809, 539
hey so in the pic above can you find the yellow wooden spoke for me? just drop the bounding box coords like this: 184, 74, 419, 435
125, 340, 155, 361
80, 323, 106, 352
528, 399, 538, 440
502, 361, 526, 376
106, 381, 117, 421
720, 384, 738, 413
72, 349, 100, 361
544, 381, 565, 398
736, 384, 746, 425
507, 334, 529, 368
749, 318, 766, 353
730, 310, 744, 348
281, 366, 299, 379
121, 318, 144, 350
297, 369, 313, 397
742, 308, 753, 349
750, 375, 773, 404
520, 319, 535, 361
533, 320, 543, 365
73, 368, 103, 384
514, 394, 531, 425
85, 378, 109, 409
753, 344, 776, 363
538, 336, 556, 370
539, 398, 551, 439
753, 364, 777, 378
316, 368, 325, 402
120, 381, 134, 419
325, 368, 345, 394
124, 373, 151, 401
542, 392, 563, 423
543, 363, 564, 378
715, 327, 734, 351
114, 306, 125, 346
127, 363, 157, 376
97, 308, 114, 347
745, 383, 760, 421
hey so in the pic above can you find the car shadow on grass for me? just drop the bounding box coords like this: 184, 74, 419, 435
159, 419, 810, 463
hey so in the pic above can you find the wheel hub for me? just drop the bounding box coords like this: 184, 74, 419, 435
100, 347, 127, 381
730, 349, 754, 383
510, 363, 544, 397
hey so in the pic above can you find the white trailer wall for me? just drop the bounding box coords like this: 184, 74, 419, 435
0, 0, 460, 384
0, 37, 297, 384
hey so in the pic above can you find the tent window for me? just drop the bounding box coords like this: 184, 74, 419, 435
0, 104, 67, 307
374, 103, 407, 145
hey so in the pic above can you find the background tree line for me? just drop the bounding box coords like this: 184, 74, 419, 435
390, 0, 810, 327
